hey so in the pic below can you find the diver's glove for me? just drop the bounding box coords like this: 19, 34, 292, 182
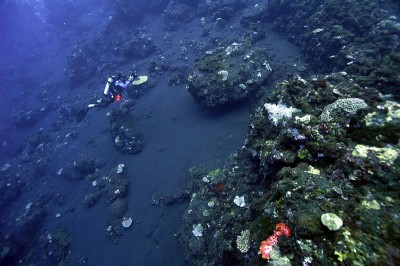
129, 71, 137, 80
129, 72, 137, 83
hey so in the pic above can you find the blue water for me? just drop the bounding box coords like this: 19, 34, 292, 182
0, 1, 303, 265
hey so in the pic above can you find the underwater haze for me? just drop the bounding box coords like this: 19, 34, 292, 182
1, 0, 399, 265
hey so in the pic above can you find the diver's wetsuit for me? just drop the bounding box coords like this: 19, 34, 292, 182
95, 78, 132, 108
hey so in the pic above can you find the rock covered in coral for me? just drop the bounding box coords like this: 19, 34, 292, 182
112, 0, 146, 23
41, 228, 72, 265
240, 1, 271, 26
66, 39, 99, 85
181, 73, 400, 265
66, 28, 156, 85
61, 157, 100, 180
110, 198, 128, 218
0, 170, 25, 209
109, 110, 143, 154
1, 198, 48, 263
80, 163, 132, 244
267, 0, 400, 100
104, 166, 128, 204
180, 167, 265, 265
163, 2, 193, 31
13, 104, 54, 128
83, 190, 103, 208
120, 33, 156, 59
187, 45, 273, 108
197, 0, 247, 17
102, 164, 131, 244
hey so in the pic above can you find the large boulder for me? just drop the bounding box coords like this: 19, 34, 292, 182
187, 44, 273, 108
163, 2, 194, 31
113, 0, 146, 23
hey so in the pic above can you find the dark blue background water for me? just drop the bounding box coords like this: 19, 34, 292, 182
0, 1, 302, 265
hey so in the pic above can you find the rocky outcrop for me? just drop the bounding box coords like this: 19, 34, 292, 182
187, 44, 273, 108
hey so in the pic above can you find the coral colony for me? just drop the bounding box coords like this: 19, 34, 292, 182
259, 223, 291, 260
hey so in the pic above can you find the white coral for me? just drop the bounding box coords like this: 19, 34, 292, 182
237, 230, 250, 253
320, 98, 367, 122
218, 70, 229, 81
234, 195, 246, 207
122, 217, 133, 228
116, 163, 125, 174
264, 103, 300, 126
192, 224, 203, 238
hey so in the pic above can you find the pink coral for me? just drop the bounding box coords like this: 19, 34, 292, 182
259, 223, 291, 259
275, 222, 291, 237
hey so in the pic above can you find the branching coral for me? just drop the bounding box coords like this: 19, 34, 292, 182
259, 223, 291, 259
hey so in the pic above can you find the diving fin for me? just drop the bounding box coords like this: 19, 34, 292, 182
76, 104, 97, 122
132, 75, 148, 85
76, 108, 90, 122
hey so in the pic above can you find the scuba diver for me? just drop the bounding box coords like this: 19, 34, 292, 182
76, 70, 137, 122
93, 71, 137, 109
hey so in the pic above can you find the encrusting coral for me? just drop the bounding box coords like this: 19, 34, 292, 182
259, 223, 291, 260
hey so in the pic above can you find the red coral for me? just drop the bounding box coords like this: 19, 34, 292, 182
315, 79, 327, 89
215, 182, 224, 192
275, 222, 291, 237
259, 223, 291, 260
260, 240, 274, 259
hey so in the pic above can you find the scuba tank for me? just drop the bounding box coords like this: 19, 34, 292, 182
103, 77, 114, 95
